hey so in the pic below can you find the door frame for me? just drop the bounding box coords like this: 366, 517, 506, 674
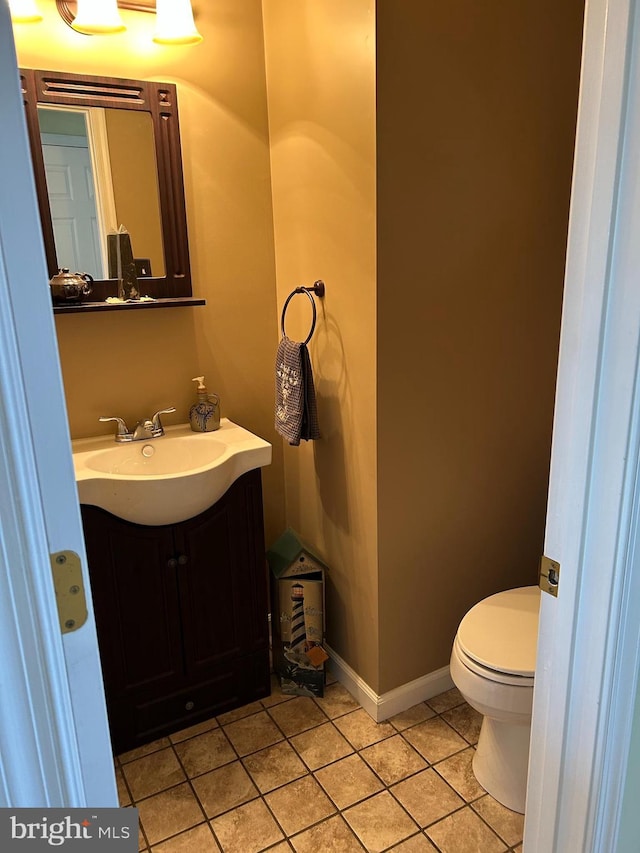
0, 9, 115, 807
524, 0, 640, 849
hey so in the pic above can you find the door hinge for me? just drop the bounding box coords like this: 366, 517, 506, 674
539, 555, 560, 597
50, 550, 88, 634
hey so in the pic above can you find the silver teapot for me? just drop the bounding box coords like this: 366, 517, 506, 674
49, 269, 93, 305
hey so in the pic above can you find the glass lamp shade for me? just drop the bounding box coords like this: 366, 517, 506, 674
9, 0, 43, 23
153, 0, 202, 45
71, 0, 126, 34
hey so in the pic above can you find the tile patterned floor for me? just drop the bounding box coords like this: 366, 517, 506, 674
115, 678, 525, 853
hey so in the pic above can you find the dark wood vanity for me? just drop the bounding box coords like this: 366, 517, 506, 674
80, 469, 270, 754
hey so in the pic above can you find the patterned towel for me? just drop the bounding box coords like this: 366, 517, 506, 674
275, 337, 320, 446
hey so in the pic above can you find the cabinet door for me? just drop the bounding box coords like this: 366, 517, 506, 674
81, 507, 183, 696
174, 469, 269, 677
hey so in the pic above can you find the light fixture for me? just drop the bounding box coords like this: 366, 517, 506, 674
52, 1, 203, 45
153, 0, 202, 45
9, 0, 43, 23
70, 0, 125, 34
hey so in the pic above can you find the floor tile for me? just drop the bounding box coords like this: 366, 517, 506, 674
333, 708, 395, 750
403, 717, 467, 763
441, 703, 483, 745
119, 738, 171, 765
388, 703, 436, 732
267, 696, 328, 736
168, 717, 219, 744
265, 774, 336, 836
222, 711, 283, 756
211, 798, 284, 853
343, 790, 419, 852
425, 688, 464, 714
389, 835, 439, 851
136, 783, 205, 846
116, 686, 524, 853
150, 822, 220, 852
313, 683, 361, 719
290, 721, 353, 770
242, 740, 307, 793
173, 728, 236, 777
315, 753, 384, 809
426, 806, 507, 853
360, 734, 427, 785
217, 700, 265, 725
471, 794, 525, 847
122, 748, 186, 801
191, 760, 259, 818
434, 748, 485, 802
391, 768, 464, 828
290, 814, 364, 852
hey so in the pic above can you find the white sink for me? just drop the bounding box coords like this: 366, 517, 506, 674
72, 419, 272, 526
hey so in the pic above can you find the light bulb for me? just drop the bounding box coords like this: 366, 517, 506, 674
72, 0, 126, 35
153, 0, 202, 46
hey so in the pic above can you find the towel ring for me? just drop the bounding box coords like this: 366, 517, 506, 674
280, 280, 325, 345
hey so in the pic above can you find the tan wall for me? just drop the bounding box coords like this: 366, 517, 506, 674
15, 0, 286, 544
262, 1, 379, 687
376, 1, 585, 691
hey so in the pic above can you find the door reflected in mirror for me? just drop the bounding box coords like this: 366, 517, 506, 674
37, 105, 165, 280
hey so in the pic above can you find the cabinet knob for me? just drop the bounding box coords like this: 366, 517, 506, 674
167, 557, 178, 569
185, 700, 195, 711
178, 554, 189, 566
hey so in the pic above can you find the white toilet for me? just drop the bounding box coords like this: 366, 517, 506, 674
449, 585, 540, 814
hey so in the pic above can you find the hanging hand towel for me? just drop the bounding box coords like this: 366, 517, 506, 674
275, 337, 320, 446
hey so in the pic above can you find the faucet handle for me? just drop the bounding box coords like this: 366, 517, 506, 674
151, 407, 176, 435
99, 416, 131, 442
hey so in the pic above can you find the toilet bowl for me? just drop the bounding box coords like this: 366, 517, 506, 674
449, 585, 540, 814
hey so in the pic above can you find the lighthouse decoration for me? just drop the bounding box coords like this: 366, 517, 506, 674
284, 582, 309, 665
267, 527, 328, 696
289, 583, 306, 649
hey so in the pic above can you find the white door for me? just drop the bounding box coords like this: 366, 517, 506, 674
41, 138, 103, 275
524, 0, 640, 850
0, 9, 115, 806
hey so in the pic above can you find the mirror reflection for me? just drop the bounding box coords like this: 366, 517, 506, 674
37, 105, 165, 280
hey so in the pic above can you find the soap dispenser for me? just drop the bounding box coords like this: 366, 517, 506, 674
189, 377, 221, 432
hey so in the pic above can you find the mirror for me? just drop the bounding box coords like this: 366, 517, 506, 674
37, 105, 165, 280
20, 68, 192, 302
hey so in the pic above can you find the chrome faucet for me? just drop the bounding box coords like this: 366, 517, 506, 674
99, 407, 176, 442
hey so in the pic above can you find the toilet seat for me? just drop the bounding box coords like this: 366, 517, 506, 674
453, 636, 535, 687
456, 586, 540, 678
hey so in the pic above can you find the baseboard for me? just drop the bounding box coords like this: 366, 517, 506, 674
325, 643, 455, 722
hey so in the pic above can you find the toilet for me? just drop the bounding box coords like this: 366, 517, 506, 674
449, 585, 540, 814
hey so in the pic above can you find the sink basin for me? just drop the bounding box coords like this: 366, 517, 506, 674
72, 419, 272, 525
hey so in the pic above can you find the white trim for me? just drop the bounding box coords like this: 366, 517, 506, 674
326, 644, 454, 722
0, 223, 84, 808
0, 7, 116, 806
525, 0, 640, 849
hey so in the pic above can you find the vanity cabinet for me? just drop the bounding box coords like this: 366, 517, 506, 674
81, 469, 270, 754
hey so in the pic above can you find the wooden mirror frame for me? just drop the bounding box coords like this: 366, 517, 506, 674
20, 68, 192, 303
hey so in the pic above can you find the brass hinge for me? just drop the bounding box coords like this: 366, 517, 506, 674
50, 550, 88, 634
539, 555, 560, 597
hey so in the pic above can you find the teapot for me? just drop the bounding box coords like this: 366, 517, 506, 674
49, 269, 94, 305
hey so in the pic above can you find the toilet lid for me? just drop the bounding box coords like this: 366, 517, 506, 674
457, 586, 540, 677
